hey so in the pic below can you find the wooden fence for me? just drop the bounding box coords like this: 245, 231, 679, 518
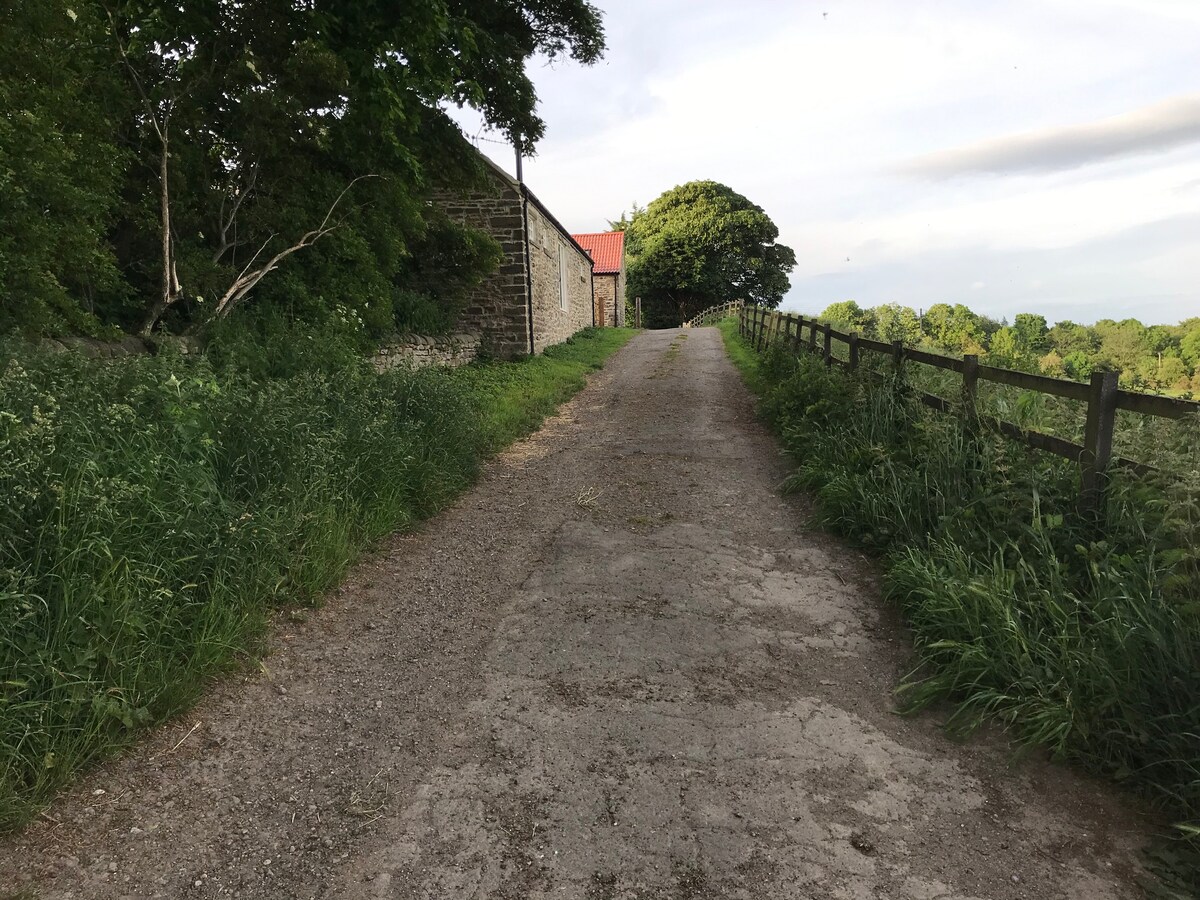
738, 305, 1199, 513
683, 300, 744, 329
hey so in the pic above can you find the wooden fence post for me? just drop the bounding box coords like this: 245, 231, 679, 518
635, 297, 642, 329
739, 305, 745, 337
961, 354, 979, 425
808, 320, 818, 353
892, 340, 904, 372
1080, 370, 1119, 516
792, 316, 803, 355
848, 333, 859, 371
823, 323, 833, 367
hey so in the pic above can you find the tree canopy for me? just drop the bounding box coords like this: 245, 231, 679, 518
625, 181, 796, 328
0, 0, 605, 338
818, 301, 1200, 394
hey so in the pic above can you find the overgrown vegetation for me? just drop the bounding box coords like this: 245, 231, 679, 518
718, 317, 1200, 896
0, 1, 604, 339
0, 326, 634, 829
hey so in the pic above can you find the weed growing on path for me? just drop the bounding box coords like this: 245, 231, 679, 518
0, 327, 634, 828
716, 316, 1200, 892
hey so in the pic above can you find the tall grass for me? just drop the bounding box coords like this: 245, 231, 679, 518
0, 326, 635, 829
717, 318, 1200, 895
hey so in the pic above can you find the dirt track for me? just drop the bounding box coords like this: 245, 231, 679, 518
1, 327, 1152, 899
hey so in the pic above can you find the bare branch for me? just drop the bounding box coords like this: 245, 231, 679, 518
102, 5, 167, 143
213, 163, 258, 264
212, 176, 378, 319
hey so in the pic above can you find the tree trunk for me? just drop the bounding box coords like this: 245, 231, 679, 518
139, 123, 181, 336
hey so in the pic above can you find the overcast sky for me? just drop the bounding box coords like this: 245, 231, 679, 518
453, 0, 1200, 325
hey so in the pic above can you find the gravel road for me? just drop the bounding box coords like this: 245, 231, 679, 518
0, 327, 1152, 899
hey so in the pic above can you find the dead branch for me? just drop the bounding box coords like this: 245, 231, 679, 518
212, 175, 378, 319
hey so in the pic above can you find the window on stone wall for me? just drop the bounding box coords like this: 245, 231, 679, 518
558, 245, 568, 311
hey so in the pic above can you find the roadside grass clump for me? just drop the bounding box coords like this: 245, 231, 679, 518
716, 316, 1200, 889
0, 326, 634, 829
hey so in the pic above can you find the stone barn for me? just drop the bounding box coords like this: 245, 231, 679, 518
572, 231, 626, 328
435, 153, 595, 358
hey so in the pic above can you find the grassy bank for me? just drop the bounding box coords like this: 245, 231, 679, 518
717, 318, 1200, 895
0, 327, 635, 829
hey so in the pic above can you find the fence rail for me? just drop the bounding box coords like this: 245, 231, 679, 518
683, 299, 744, 329
738, 305, 1199, 513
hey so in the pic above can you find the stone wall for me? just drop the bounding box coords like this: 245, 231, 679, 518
40, 335, 202, 358
527, 202, 594, 353
593, 273, 625, 328
373, 333, 481, 372
432, 180, 531, 359
613, 261, 626, 327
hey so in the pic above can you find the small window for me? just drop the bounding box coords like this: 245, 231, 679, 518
558, 245, 569, 311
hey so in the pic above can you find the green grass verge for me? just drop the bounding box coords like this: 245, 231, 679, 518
716, 318, 766, 394
0, 326, 635, 829
717, 316, 1200, 897
458, 328, 638, 453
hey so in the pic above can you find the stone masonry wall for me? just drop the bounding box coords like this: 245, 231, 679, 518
593, 273, 623, 328
373, 333, 480, 372
527, 202, 594, 354
432, 180, 531, 359
614, 258, 626, 327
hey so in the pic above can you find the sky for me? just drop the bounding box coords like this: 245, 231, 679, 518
452, 0, 1200, 326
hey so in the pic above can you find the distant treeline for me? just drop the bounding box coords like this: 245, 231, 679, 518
819, 301, 1200, 393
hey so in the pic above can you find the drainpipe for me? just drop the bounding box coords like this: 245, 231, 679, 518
520, 186, 535, 355
515, 142, 535, 355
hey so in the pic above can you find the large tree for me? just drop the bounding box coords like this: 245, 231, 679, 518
2, 0, 605, 337
625, 181, 796, 328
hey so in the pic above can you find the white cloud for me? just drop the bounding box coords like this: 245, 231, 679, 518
901, 94, 1200, 177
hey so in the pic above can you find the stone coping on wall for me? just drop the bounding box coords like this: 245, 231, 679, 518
33, 332, 482, 372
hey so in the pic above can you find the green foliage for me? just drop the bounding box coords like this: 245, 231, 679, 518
871, 302, 923, 345
1, 0, 605, 337
920, 303, 985, 353
821, 300, 874, 334
718, 318, 1200, 879
0, 2, 130, 336
607, 203, 645, 232
391, 215, 505, 335
625, 181, 796, 328
0, 326, 632, 828
816, 301, 1200, 394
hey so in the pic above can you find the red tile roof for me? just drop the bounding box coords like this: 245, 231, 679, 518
572, 231, 624, 274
